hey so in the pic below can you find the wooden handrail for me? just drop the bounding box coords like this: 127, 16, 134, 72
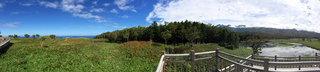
254, 57, 320, 61
156, 48, 320, 72
156, 55, 165, 72
219, 51, 264, 64
253, 55, 320, 58
219, 55, 264, 71
164, 51, 215, 57
0, 38, 10, 47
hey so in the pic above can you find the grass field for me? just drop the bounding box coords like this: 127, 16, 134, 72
272, 38, 320, 50
0, 37, 252, 71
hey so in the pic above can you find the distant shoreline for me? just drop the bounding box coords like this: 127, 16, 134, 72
14, 36, 95, 39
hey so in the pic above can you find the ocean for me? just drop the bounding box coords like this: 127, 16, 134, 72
19, 36, 96, 39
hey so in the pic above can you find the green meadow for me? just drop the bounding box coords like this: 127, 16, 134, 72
0, 36, 252, 71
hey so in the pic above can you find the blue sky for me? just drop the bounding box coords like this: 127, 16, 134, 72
0, 0, 158, 36
1, 0, 320, 37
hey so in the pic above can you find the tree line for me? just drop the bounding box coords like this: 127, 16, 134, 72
94, 20, 240, 49
7, 34, 40, 39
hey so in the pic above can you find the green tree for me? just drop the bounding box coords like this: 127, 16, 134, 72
161, 30, 172, 45
13, 34, 18, 39
184, 27, 200, 47
50, 34, 56, 43
132, 27, 139, 41
32, 35, 36, 38
8, 35, 13, 38
151, 21, 160, 42
227, 32, 240, 49
39, 37, 46, 48
24, 34, 30, 38
36, 34, 40, 38
168, 22, 178, 44
243, 35, 264, 54
123, 29, 130, 42
112, 30, 120, 42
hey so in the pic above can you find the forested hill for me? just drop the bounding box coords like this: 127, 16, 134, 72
95, 20, 240, 49
224, 26, 320, 38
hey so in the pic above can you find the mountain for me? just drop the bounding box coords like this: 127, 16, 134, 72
224, 26, 320, 38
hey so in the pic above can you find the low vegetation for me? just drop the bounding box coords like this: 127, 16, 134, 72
0, 38, 252, 71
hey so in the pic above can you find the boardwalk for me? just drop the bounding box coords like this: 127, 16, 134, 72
252, 65, 320, 71
0, 38, 10, 50
156, 48, 320, 72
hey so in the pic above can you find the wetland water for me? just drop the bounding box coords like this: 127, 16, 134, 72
248, 43, 320, 57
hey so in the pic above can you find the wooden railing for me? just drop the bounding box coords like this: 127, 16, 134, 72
156, 48, 320, 72
0, 38, 10, 50
252, 54, 320, 70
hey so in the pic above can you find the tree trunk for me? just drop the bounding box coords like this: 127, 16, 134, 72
41, 41, 43, 48
190, 40, 194, 47
165, 38, 167, 45
127, 38, 129, 42
135, 36, 137, 41
150, 38, 152, 43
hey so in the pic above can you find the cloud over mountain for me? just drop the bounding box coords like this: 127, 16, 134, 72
147, 0, 320, 33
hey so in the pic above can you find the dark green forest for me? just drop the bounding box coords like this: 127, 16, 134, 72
94, 20, 240, 49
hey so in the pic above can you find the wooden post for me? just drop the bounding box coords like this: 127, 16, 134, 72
202, 60, 206, 72
216, 48, 220, 72
191, 50, 195, 72
275, 55, 277, 70
161, 51, 166, 71
264, 57, 269, 72
237, 60, 242, 72
316, 53, 319, 67
212, 57, 214, 71
251, 53, 254, 67
299, 55, 301, 70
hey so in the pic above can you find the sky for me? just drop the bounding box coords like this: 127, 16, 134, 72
0, 0, 320, 36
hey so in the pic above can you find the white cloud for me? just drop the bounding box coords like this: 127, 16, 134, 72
21, 3, 32, 6
121, 15, 129, 18
61, 4, 84, 13
110, 9, 118, 13
73, 13, 106, 23
88, 25, 103, 28
40, 1, 59, 8
0, 3, 5, 8
93, 1, 98, 5
1, 22, 20, 28
60, 0, 85, 13
114, 0, 137, 12
147, 0, 320, 33
112, 26, 127, 28
103, 3, 110, 6
90, 8, 104, 12
10, 11, 24, 15
37, 0, 107, 23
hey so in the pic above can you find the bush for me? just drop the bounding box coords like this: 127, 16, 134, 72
118, 41, 164, 59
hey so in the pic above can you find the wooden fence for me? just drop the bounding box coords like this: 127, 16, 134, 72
252, 54, 320, 70
0, 38, 10, 50
156, 48, 320, 72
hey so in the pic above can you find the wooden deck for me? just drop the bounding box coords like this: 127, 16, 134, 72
0, 38, 10, 50
156, 48, 320, 72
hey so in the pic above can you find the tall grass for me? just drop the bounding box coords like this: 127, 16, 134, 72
0, 38, 252, 71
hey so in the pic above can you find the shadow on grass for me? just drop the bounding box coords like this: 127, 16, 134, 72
152, 43, 161, 47
43, 46, 49, 48
0, 43, 14, 57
